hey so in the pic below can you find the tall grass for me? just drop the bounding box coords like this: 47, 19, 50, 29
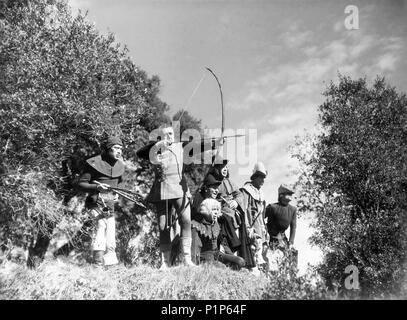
0, 259, 328, 300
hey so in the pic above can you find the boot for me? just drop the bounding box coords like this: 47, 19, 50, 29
254, 238, 267, 265
181, 237, 195, 266
104, 251, 118, 266
159, 250, 171, 270
93, 250, 104, 266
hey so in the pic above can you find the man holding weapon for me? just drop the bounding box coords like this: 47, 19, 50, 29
136, 121, 200, 268
136, 117, 237, 269
76, 136, 126, 266
135, 67, 243, 269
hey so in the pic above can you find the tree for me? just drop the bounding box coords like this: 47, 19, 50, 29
293, 75, 407, 298
0, 0, 169, 265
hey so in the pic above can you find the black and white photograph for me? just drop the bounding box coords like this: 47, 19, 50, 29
0, 0, 406, 304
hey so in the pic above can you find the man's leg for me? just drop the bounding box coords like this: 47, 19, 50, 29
191, 228, 202, 265
104, 215, 118, 266
173, 197, 194, 266
156, 201, 171, 269
92, 215, 107, 266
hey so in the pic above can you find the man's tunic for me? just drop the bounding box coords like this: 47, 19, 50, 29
265, 202, 297, 245
79, 154, 125, 210
240, 182, 267, 242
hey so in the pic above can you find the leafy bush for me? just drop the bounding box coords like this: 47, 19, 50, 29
116, 207, 161, 268
293, 75, 407, 298
261, 261, 331, 300
0, 0, 169, 255
0, 170, 64, 252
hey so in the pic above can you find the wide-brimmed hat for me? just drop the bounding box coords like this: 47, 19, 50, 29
203, 174, 223, 187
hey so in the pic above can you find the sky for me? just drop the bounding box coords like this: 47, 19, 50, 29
68, 0, 407, 273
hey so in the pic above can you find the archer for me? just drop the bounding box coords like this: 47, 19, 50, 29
136, 120, 217, 268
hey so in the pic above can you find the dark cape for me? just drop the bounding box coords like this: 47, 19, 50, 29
238, 210, 256, 269
79, 153, 125, 210
206, 166, 255, 268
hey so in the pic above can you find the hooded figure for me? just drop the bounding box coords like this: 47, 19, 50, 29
207, 157, 243, 248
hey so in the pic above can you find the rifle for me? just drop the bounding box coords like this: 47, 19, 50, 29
93, 181, 146, 209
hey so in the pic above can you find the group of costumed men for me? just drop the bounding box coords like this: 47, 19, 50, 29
69, 122, 297, 273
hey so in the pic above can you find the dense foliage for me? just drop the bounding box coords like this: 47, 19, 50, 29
0, 0, 169, 257
293, 76, 407, 298
0, 0, 210, 268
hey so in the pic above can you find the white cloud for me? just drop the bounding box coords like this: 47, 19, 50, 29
232, 30, 406, 112
303, 45, 318, 57
337, 63, 359, 78
279, 30, 313, 49
349, 35, 374, 57
267, 113, 303, 129
376, 52, 398, 72
246, 89, 267, 104
320, 39, 347, 64
230, 27, 405, 210
230, 31, 401, 208
383, 37, 405, 52
333, 20, 343, 33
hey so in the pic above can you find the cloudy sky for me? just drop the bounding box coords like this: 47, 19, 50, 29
69, 0, 407, 272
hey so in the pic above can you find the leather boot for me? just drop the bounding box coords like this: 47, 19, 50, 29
93, 250, 104, 266
181, 237, 195, 266
104, 251, 118, 266
159, 250, 171, 270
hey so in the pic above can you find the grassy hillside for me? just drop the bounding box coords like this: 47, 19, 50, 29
0, 258, 328, 300
0, 259, 264, 300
